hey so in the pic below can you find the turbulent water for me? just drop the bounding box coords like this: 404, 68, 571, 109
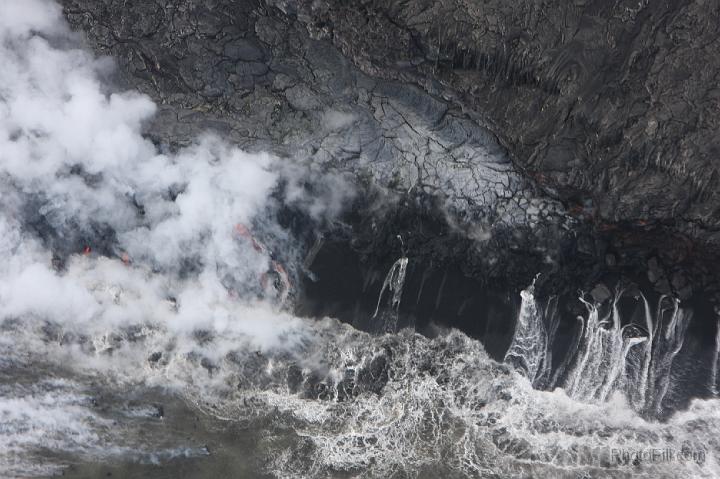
3, 305, 720, 478
1, 1, 720, 478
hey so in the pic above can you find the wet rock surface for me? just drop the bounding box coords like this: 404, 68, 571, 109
58, 0, 720, 314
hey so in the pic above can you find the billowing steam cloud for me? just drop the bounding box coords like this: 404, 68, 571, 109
0, 0, 351, 347
0, 3, 362, 472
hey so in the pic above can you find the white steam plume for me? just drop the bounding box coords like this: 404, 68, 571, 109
0, 0, 350, 347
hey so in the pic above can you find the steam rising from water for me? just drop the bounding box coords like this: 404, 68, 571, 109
0, 0, 337, 472
0, 0, 349, 342
1, 1, 720, 478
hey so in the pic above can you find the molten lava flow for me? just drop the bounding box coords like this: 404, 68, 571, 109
234, 223, 264, 253
233, 223, 291, 305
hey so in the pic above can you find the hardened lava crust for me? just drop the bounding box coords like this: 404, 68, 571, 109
59, 0, 720, 304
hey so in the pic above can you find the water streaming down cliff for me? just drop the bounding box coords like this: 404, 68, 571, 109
505, 284, 696, 417
711, 315, 720, 397
503, 278, 558, 388
372, 256, 409, 333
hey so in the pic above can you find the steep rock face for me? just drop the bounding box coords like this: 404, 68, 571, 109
58, 0, 720, 308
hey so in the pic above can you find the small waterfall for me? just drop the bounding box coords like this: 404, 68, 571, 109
627, 293, 655, 411
643, 296, 691, 416
564, 294, 647, 403
561, 294, 690, 414
504, 281, 551, 387
711, 314, 720, 397
535, 295, 559, 389
372, 257, 409, 333
505, 285, 692, 415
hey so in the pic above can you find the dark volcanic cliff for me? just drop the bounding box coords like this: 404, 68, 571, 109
58, 0, 720, 313
294, 0, 720, 232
